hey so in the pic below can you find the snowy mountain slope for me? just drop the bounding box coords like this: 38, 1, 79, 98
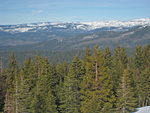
0, 18, 150, 33
0, 25, 150, 51
133, 106, 150, 113
82, 18, 150, 30
0, 18, 150, 51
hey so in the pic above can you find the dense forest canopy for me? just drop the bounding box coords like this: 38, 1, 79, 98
0, 44, 150, 113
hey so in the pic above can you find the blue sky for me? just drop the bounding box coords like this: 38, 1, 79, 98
0, 0, 150, 25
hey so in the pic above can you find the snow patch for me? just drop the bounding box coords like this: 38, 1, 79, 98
83, 34, 98, 40
133, 106, 150, 113
5, 27, 33, 32
54, 25, 67, 28
37, 23, 48, 26
27, 24, 37, 27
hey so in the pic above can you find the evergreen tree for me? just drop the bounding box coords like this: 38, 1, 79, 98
134, 46, 145, 71
83, 46, 92, 63
34, 57, 58, 113
60, 55, 84, 113
134, 46, 146, 106
104, 46, 112, 68
116, 69, 137, 113
0, 64, 5, 112
56, 61, 68, 112
139, 67, 150, 106
112, 44, 128, 90
19, 57, 36, 113
4, 52, 18, 113
2, 44, 150, 113
31, 54, 42, 112
50, 63, 59, 92
81, 45, 115, 113
143, 44, 150, 67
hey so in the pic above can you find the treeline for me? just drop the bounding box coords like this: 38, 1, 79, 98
0, 44, 150, 113
0, 49, 84, 68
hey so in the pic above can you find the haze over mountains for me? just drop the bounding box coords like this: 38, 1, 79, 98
0, 18, 150, 51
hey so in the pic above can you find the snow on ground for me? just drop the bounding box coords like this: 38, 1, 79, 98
133, 106, 150, 113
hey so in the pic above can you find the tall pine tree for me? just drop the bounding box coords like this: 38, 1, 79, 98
60, 55, 84, 113
19, 57, 36, 113
4, 53, 18, 113
116, 69, 137, 113
81, 45, 115, 113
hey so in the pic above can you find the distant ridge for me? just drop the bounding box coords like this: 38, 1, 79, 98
0, 18, 150, 33
0, 18, 150, 51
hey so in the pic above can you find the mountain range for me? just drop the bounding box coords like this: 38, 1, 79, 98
0, 18, 150, 51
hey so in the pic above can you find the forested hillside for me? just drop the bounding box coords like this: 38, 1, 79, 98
0, 50, 84, 68
0, 44, 150, 113
1, 26, 150, 51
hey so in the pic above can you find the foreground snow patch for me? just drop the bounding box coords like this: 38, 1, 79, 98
133, 106, 150, 113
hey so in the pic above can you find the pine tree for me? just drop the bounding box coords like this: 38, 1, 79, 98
2, 44, 150, 113
134, 46, 146, 107
30, 54, 42, 112
0, 61, 5, 112
143, 44, 150, 67
50, 63, 59, 92
4, 52, 18, 113
139, 67, 150, 106
134, 46, 145, 71
60, 55, 84, 113
46, 90, 58, 113
112, 44, 128, 90
104, 46, 112, 68
83, 46, 92, 63
81, 45, 115, 113
56, 61, 68, 112
17, 68, 24, 113
34, 57, 58, 113
116, 69, 137, 113
19, 57, 36, 113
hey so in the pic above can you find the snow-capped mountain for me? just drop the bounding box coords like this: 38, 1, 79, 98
82, 18, 150, 30
0, 18, 150, 51
0, 18, 150, 33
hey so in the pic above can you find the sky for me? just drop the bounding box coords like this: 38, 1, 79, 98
0, 0, 150, 25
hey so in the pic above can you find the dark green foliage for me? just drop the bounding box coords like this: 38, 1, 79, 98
1, 44, 150, 113
4, 52, 18, 113
32, 57, 58, 113
104, 46, 112, 68
134, 46, 145, 71
81, 45, 115, 113
138, 67, 150, 106
0, 49, 84, 68
0, 67, 5, 112
143, 44, 150, 65
56, 61, 68, 112
19, 57, 36, 113
60, 55, 84, 113
116, 69, 137, 113
111, 44, 128, 91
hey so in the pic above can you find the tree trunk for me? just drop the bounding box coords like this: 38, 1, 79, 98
15, 79, 18, 113
95, 61, 98, 82
123, 106, 125, 113
123, 76, 125, 113
20, 73, 24, 112
146, 99, 148, 106
142, 96, 145, 107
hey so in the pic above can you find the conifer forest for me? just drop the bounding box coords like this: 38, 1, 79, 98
1, 44, 150, 113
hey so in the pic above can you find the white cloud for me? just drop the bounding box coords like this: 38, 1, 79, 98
32, 10, 44, 16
